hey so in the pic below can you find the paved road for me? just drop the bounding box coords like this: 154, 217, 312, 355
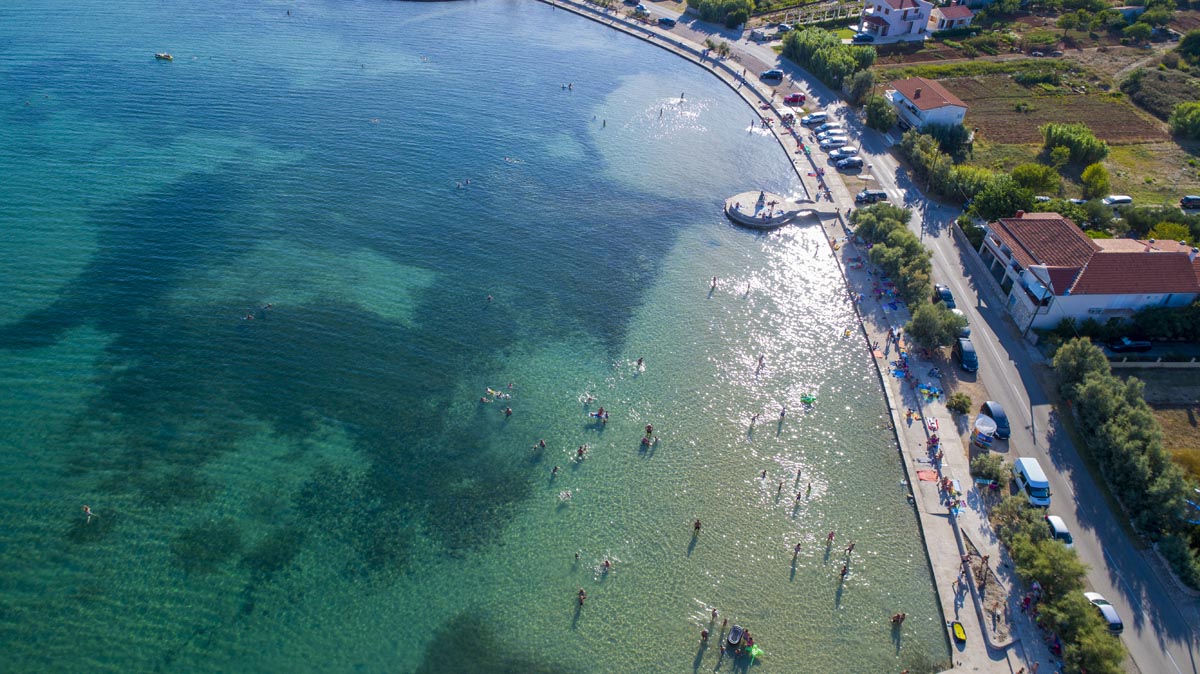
633, 7, 1200, 671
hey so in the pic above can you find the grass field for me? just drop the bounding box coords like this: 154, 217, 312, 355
1153, 405, 1200, 482
944, 75, 1165, 145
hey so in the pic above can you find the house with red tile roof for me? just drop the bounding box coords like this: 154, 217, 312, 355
929, 4, 973, 31
886, 77, 968, 129
857, 0, 933, 42
977, 211, 1200, 331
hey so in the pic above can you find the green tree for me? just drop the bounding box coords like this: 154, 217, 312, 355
905, 302, 968, 350
1049, 145, 1071, 169
1081, 162, 1111, 199
1149, 221, 1194, 244
848, 69, 876, 106
1178, 29, 1200, 63
1123, 22, 1153, 43
1169, 101, 1200, 139
1057, 12, 1080, 31
865, 94, 897, 131
1052, 337, 1110, 399
1011, 163, 1061, 194
969, 453, 1005, 482
971, 174, 1035, 221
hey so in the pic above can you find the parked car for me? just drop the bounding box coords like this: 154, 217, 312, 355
835, 156, 864, 170
855, 189, 887, 204
800, 112, 827, 125
1181, 195, 1200, 209
1102, 194, 1133, 206
933, 283, 956, 309
953, 337, 978, 372
776, 22, 793, 33
1014, 457, 1050, 507
760, 68, 784, 82
951, 308, 969, 337
657, 16, 676, 27
783, 92, 806, 105
1045, 515, 1074, 548
1108, 336, 1152, 353
1051, 50, 1064, 57
819, 137, 847, 150
979, 400, 1009, 439
633, 4, 650, 16
1034, 195, 1051, 202
817, 129, 846, 141
1068, 198, 1088, 205
1084, 592, 1124, 635
851, 33, 875, 43
813, 122, 843, 134
828, 146, 859, 160
1031, 50, 1045, 57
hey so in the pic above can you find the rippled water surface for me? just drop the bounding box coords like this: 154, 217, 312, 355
0, 1, 949, 671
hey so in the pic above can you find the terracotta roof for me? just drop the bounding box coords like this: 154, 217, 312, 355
1044, 267, 1080, 295
1070, 252, 1200, 295
889, 77, 966, 111
1093, 239, 1149, 252
883, 0, 924, 8
990, 212, 1097, 269
936, 4, 973, 19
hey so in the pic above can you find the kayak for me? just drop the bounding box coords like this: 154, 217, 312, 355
951, 621, 966, 643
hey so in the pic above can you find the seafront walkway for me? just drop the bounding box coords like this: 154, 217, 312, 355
540, 2, 1050, 672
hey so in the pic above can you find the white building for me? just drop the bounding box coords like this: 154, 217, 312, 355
978, 211, 1200, 332
929, 4, 973, 31
886, 76, 967, 129
858, 0, 933, 42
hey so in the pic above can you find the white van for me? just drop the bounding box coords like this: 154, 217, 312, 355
1014, 457, 1051, 507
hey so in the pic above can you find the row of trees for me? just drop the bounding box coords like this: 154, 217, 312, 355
848, 204, 932, 306
990, 495, 1127, 674
781, 28, 875, 89
897, 130, 1039, 219
1053, 338, 1200, 588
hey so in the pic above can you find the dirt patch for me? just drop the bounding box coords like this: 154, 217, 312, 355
944, 75, 1166, 145
962, 535, 1012, 642
1152, 404, 1200, 482
1061, 45, 1161, 77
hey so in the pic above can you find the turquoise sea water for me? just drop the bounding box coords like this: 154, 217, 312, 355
0, 1, 949, 672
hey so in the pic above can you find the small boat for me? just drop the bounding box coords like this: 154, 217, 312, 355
155, 53, 173, 61
951, 621, 966, 643
726, 624, 744, 647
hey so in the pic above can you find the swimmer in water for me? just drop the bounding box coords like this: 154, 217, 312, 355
578, 588, 587, 605
82, 505, 96, 523
504, 407, 512, 417
636, 357, 643, 368
602, 559, 611, 572
552, 465, 560, 476
539, 439, 546, 449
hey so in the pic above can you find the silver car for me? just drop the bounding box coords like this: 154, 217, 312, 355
817, 129, 847, 141
1084, 592, 1123, 635
828, 146, 858, 160
819, 137, 847, 150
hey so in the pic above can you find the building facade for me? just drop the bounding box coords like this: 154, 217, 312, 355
977, 211, 1200, 332
886, 76, 967, 129
858, 0, 933, 42
929, 4, 973, 30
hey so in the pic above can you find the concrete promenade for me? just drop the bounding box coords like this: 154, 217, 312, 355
539, 2, 1039, 672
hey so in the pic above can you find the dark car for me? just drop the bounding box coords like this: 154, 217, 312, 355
836, 156, 864, 170
933, 283, 956, 309
979, 401, 1010, 439
1108, 337, 1151, 353
851, 33, 875, 43
854, 189, 887, 204
954, 337, 978, 372
1181, 195, 1200, 209
657, 16, 677, 27
760, 68, 784, 82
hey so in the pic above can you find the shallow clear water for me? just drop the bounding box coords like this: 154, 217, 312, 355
0, 1, 949, 672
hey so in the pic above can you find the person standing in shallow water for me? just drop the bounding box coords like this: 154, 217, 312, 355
693, 519, 702, 535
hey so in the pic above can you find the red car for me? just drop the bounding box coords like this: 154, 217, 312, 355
784, 92, 806, 105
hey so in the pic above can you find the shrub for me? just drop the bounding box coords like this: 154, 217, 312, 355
1080, 163, 1111, 199
1012, 163, 1061, 194
1159, 534, 1200, 588
847, 69, 876, 106
925, 123, 972, 160
1170, 101, 1200, 139
865, 94, 897, 131
1041, 122, 1109, 164
948, 391, 973, 415
688, 0, 754, 25
969, 452, 1004, 482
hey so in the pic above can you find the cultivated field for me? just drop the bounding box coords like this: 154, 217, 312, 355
944, 75, 1166, 145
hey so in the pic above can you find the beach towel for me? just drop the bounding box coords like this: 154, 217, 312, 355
872, 350, 884, 359
927, 419, 939, 431
916, 470, 939, 482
